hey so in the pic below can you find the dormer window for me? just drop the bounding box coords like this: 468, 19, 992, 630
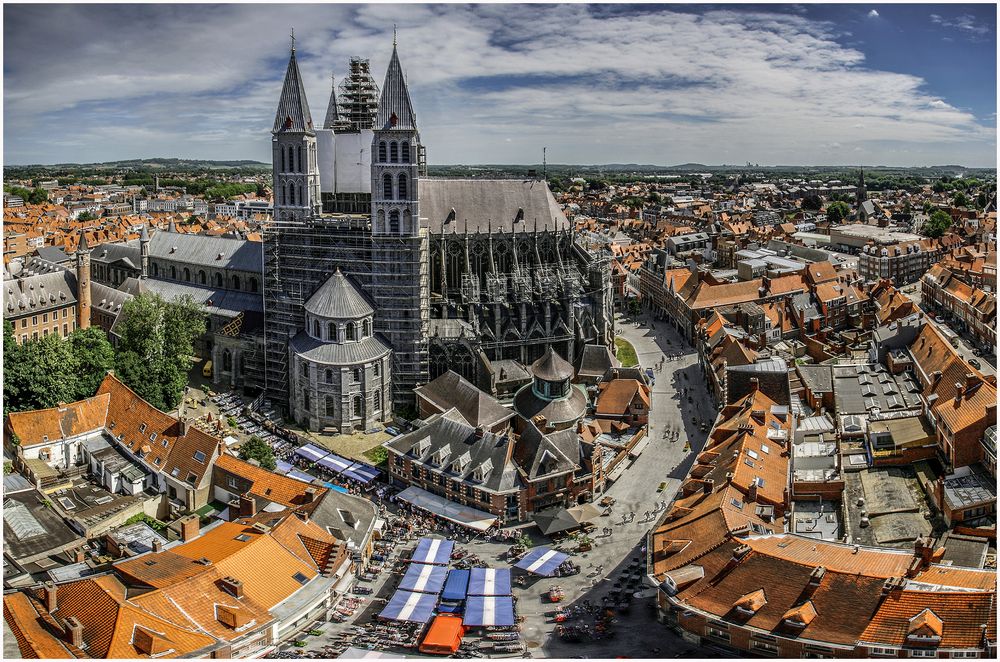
139, 423, 147, 433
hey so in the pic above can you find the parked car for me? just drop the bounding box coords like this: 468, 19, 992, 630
969, 358, 982, 370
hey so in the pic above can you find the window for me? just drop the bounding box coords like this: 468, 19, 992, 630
43, 329, 48, 337
389, 210, 400, 234
346, 322, 356, 341
139, 423, 147, 433
231, 275, 240, 290
326, 395, 335, 416
372, 361, 379, 377
301, 362, 309, 378
193, 450, 206, 463
868, 647, 897, 657
326, 369, 333, 384
353, 395, 363, 416
705, 627, 730, 642
170, 266, 177, 279
398, 173, 408, 199
390, 141, 398, 163
373, 391, 381, 411
314, 319, 321, 338
363, 319, 371, 337
949, 653, 978, 659
62, 324, 68, 336
215, 272, 223, 287
248, 277, 258, 293
293, 571, 309, 585
289, 183, 295, 205
183, 267, 190, 281
353, 368, 361, 382
222, 350, 232, 372
154, 457, 161, 465
303, 390, 310, 411
297, 146, 303, 173
186, 472, 197, 485
752, 641, 779, 656
21, 319, 26, 328
383, 173, 393, 199
378, 141, 387, 162
401, 141, 410, 162
281, 145, 286, 171
907, 651, 936, 658
43, 313, 48, 323
761, 444, 770, 454
329, 322, 337, 340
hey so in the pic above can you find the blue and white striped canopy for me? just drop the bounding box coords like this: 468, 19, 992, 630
468, 567, 512, 596
378, 589, 437, 623
513, 547, 569, 576
411, 537, 455, 565
463, 595, 515, 627
399, 562, 448, 594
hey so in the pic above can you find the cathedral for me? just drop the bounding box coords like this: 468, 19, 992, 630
261, 37, 613, 429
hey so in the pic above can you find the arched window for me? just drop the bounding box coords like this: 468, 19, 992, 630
326, 369, 333, 384
170, 266, 177, 279
303, 390, 310, 411
313, 319, 321, 337
373, 391, 381, 411
280, 146, 286, 172
222, 349, 232, 372
403, 208, 412, 234
363, 319, 371, 337
389, 210, 400, 234
378, 141, 387, 162
353, 395, 363, 416
288, 183, 295, 205
326, 395, 335, 416
376, 210, 385, 233
152, 263, 159, 277
328, 321, 336, 340
198, 270, 206, 285
401, 141, 410, 163
183, 267, 190, 281
231, 275, 240, 290
346, 322, 356, 341
382, 173, 393, 200
298, 184, 303, 207
248, 277, 258, 292
214, 272, 223, 287
353, 367, 361, 382
390, 142, 398, 163
398, 173, 408, 199
297, 146, 303, 173
372, 361, 379, 377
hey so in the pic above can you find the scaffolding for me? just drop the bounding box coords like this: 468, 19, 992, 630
336, 57, 379, 133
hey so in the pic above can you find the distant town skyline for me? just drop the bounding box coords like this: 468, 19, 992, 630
3, 3, 997, 167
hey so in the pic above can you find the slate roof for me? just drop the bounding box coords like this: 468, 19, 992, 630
531, 346, 574, 382
385, 409, 520, 494
303, 269, 375, 320
513, 421, 581, 481
576, 344, 621, 379
306, 488, 379, 551
420, 178, 569, 234
414, 371, 515, 429
147, 230, 262, 273
3, 269, 77, 319
124, 277, 263, 316
376, 45, 416, 131
89, 241, 142, 267
512, 383, 588, 427
289, 331, 391, 366
273, 48, 314, 134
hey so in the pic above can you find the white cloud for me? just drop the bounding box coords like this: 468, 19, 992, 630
930, 12, 992, 39
3, 4, 995, 166
867, 10, 879, 19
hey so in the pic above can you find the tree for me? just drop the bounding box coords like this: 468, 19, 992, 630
825, 201, 851, 225
932, 181, 950, 194
922, 210, 953, 238
953, 192, 970, 208
5, 334, 80, 414
238, 435, 276, 470
922, 200, 934, 214
115, 293, 206, 411
976, 191, 988, 209
77, 211, 97, 222
67, 327, 115, 400
801, 194, 822, 211
627, 298, 642, 317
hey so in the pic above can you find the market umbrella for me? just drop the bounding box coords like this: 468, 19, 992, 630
567, 502, 603, 524
533, 508, 582, 536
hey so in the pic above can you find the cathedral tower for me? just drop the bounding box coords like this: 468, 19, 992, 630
272, 38, 320, 222
75, 233, 91, 330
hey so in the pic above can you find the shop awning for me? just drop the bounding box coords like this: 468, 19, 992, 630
441, 569, 470, 603
399, 562, 448, 594
293, 443, 380, 484
410, 537, 455, 566
396, 486, 497, 532
463, 595, 515, 627
418, 614, 465, 655
378, 589, 437, 623
514, 547, 569, 577
468, 568, 512, 596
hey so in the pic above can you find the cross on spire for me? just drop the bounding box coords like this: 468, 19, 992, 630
393, 24, 397, 46
290, 27, 296, 53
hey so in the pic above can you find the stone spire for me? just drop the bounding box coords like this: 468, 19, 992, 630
857, 166, 868, 207
376, 43, 416, 131
273, 38, 314, 134
323, 72, 341, 130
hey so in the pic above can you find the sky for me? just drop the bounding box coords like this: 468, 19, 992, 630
3, 3, 997, 167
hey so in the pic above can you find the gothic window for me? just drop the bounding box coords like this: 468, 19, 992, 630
373, 391, 381, 411
231, 275, 241, 290
215, 272, 223, 287
298, 184, 303, 207
183, 267, 190, 281
346, 322, 356, 341
328, 321, 336, 340
248, 277, 258, 292
353, 367, 362, 382
280, 146, 286, 172
326, 395, 335, 416
313, 319, 321, 337
326, 369, 333, 384
390, 141, 398, 163
297, 146, 303, 173
390, 210, 400, 234
222, 350, 232, 372
288, 183, 295, 206
353, 395, 363, 417
170, 266, 177, 279
377, 210, 385, 233
198, 270, 206, 285
398, 173, 408, 199
382, 173, 393, 200
403, 209, 413, 234
378, 141, 387, 162
301, 362, 309, 378
401, 141, 410, 163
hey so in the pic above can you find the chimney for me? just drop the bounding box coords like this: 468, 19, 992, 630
748, 481, 759, 503
238, 494, 256, 517
63, 617, 84, 648
152, 540, 163, 553
914, 536, 934, 566
954, 382, 964, 405
808, 566, 826, 587
303, 487, 318, 504
749, 377, 760, 392
178, 416, 189, 437
702, 478, 714, 495
930, 370, 942, 387
965, 373, 980, 392
105, 533, 124, 559
179, 514, 200, 542
44, 582, 58, 612
220, 576, 244, 599
73, 548, 86, 563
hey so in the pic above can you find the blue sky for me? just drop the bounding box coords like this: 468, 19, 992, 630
3, 3, 996, 166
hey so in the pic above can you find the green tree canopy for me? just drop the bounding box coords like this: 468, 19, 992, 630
825, 201, 851, 224
4, 185, 49, 205
953, 192, 970, 208
238, 435, 276, 470
4, 333, 79, 414
801, 194, 822, 211
68, 327, 116, 400
922, 210, 953, 238
115, 293, 206, 411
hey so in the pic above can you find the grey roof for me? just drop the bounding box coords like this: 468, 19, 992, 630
514, 421, 581, 481
492, 359, 531, 385
531, 346, 574, 382
577, 344, 620, 378
304, 269, 375, 320
123, 277, 263, 317
90, 241, 142, 268
34, 246, 71, 264
310, 489, 379, 550
147, 231, 262, 274
833, 363, 922, 415
385, 408, 521, 494
323, 74, 341, 130
798, 365, 833, 393
936, 532, 989, 569
513, 383, 588, 426
414, 371, 515, 429
290, 331, 390, 366
273, 48, 314, 134
91, 281, 133, 317
376, 45, 416, 131
420, 178, 569, 234
3, 490, 82, 563
3, 269, 77, 319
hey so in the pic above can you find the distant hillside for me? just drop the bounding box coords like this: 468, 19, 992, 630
5, 158, 270, 170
